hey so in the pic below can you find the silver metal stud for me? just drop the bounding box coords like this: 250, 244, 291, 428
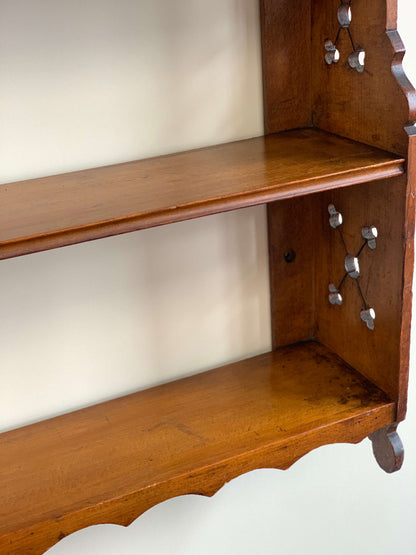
344, 254, 360, 279
360, 308, 376, 330
348, 48, 365, 73
329, 284, 343, 306
337, 3, 352, 28
362, 226, 378, 250
324, 40, 340, 65
328, 204, 343, 228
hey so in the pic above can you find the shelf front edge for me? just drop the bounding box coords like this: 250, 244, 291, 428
1, 402, 394, 555
1, 341, 395, 554
0, 160, 404, 261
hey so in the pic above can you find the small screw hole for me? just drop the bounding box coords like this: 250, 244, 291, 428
284, 249, 296, 263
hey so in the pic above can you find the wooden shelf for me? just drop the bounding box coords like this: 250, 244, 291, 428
0, 128, 404, 260
1, 341, 394, 554
1, 0, 414, 553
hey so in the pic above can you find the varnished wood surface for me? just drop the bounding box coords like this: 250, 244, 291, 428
267, 195, 319, 348
316, 177, 407, 415
0, 128, 404, 260
260, 0, 312, 133
0, 341, 394, 554
267, 177, 410, 420
396, 129, 416, 420
311, 0, 416, 156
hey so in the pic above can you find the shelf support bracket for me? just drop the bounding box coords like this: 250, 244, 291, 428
369, 423, 404, 473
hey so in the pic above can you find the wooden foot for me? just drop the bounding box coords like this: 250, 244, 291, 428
369, 423, 404, 473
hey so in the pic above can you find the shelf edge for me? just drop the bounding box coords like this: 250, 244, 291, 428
0, 401, 394, 555
0, 161, 404, 261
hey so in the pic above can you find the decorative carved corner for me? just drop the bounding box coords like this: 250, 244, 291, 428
313, 0, 416, 156
369, 423, 404, 473
324, 1, 365, 72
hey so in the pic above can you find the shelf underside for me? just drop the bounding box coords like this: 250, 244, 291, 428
0, 128, 404, 260
1, 341, 394, 554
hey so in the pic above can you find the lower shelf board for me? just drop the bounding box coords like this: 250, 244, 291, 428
1, 341, 394, 554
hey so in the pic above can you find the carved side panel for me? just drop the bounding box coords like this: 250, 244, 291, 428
315, 176, 408, 415
312, 0, 416, 156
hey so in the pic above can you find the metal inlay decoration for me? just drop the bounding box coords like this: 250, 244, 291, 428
324, 1, 365, 73
327, 204, 377, 330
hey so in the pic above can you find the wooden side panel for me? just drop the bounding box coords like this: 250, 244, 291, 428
396, 130, 416, 420
311, 0, 416, 156
260, 0, 312, 134
268, 195, 319, 348
268, 169, 412, 421
315, 176, 408, 417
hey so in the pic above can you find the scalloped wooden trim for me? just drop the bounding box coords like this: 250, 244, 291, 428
1, 2, 412, 553
310, 0, 416, 156
386, 0, 416, 123
0, 411, 393, 555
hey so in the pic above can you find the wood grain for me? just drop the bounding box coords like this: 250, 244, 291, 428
311, 0, 416, 156
0, 341, 394, 555
315, 177, 408, 418
267, 174, 411, 422
396, 128, 416, 420
1, 1, 414, 552
267, 195, 320, 348
0, 128, 404, 260
260, 0, 312, 133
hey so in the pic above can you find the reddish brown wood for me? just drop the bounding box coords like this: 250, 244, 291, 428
0, 129, 403, 260
1, 0, 415, 551
263, 0, 415, 427
311, 0, 416, 156
267, 195, 319, 348
260, 0, 312, 133
316, 176, 408, 413
396, 129, 416, 420
0, 341, 394, 555
268, 175, 411, 421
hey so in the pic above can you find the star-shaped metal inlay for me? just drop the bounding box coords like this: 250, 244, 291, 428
327, 203, 377, 330
324, 1, 365, 73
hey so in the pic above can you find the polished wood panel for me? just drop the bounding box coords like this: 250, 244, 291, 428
396, 129, 416, 420
268, 177, 410, 421
315, 177, 408, 417
1, 0, 414, 551
311, 0, 416, 156
267, 195, 319, 348
0, 342, 394, 554
260, 0, 312, 133
0, 128, 404, 260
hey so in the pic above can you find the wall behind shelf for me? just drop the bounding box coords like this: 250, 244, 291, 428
1, 1, 416, 554
0, 0, 267, 431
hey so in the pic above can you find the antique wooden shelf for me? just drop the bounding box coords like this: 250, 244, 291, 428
0, 128, 404, 260
2, 0, 415, 553
0, 342, 395, 554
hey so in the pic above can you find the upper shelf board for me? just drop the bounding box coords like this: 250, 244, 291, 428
0, 128, 404, 260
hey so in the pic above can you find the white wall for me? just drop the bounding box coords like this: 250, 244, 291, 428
1, 1, 415, 554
